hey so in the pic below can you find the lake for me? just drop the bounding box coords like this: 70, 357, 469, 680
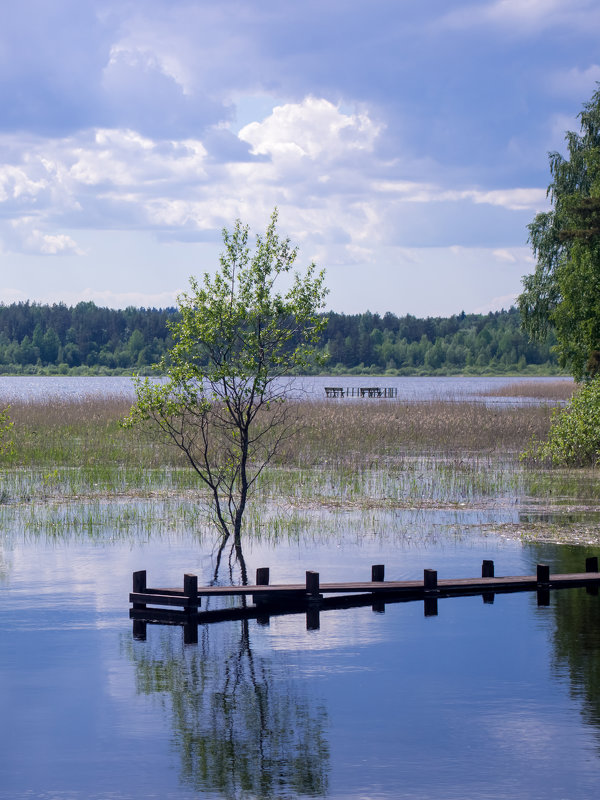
1, 376, 598, 800
0, 373, 573, 404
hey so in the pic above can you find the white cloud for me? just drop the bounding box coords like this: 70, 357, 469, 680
474, 292, 518, 312
550, 64, 600, 97
440, 0, 599, 31
372, 181, 547, 211
0, 165, 47, 202
493, 248, 517, 263
68, 129, 208, 187
4, 218, 84, 256
106, 44, 193, 96
465, 188, 548, 211
239, 97, 381, 161
0, 97, 544, 274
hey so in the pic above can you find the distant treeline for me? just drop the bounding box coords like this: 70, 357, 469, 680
0, 301, 560, 376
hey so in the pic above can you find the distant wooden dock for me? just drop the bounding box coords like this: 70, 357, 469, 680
130, 558, 600, 642
324, 386, 398, 398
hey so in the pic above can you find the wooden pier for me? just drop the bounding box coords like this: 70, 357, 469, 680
130, 557, 600, 641
324, 386, 398, 398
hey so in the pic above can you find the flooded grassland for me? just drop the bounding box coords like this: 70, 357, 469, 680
0, 380, 596, 548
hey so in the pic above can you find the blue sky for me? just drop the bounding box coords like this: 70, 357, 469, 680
0, 0, 598, 315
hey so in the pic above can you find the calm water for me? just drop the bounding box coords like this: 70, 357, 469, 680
0, 374, 573, 404
2, 524, 600, 799
0, 375, 598, 800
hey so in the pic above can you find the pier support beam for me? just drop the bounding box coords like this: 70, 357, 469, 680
253, 567, 271, 609
482, 560, 495, 578
424, 569, 438, 592
306, 570, 321, 599
537, 564, 550, 585
183, 574, 199, 613
586, 556, 599, 573
132, 570, 147, 610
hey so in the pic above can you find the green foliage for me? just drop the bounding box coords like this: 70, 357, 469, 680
324, 307, 557, 374
0, 301, 176, 372
124, 210, 328, 546
521, 378, 600, 466
0, 300, 558, 375
519, 87, 600, 380
0, 406, 14, 458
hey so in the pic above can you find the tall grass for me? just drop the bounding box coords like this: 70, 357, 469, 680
278, 399, 556, 467
0, 393, 576, 509
4, 395, 558, 471
478, 380, 576, 400
0, 393, 596, 542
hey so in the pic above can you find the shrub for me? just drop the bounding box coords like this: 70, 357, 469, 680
521, 379, 600, 466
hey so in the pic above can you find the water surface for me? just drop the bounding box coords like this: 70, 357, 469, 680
0, 374, 596, 799
1, 520, 600, 799
0, 374, 572, 404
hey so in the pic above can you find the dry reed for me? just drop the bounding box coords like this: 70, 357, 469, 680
3, 394, 556, 470
278, 399, 556, 466
478, 380, 576, 400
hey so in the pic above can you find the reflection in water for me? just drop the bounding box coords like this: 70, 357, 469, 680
126, 619, 329, 799
128, 531, 328, 799
544, 547, 600, 743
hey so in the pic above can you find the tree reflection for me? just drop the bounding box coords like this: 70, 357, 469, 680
528, 545, 600, 741
126, 542, 329, 799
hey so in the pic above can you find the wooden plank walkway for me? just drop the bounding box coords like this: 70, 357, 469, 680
129, 557, 600, 642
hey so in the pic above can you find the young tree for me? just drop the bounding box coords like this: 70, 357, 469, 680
123, 210, 328, 567
518, 87, 600, 380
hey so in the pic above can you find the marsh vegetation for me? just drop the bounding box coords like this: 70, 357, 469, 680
0, 379, 597, 546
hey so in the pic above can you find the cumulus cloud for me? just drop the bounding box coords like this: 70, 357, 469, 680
3, 218, 84, 256
239, 97, 380, 160
0, 93, 547, 268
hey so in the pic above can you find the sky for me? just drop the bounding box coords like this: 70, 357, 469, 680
0, 0, 598, 317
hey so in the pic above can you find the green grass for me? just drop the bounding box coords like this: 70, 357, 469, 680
0, 393, 597, 545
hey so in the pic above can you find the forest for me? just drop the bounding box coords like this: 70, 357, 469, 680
0, 301, 559, 375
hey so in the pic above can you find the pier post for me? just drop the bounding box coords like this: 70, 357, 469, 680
536, 564, 550, 585
424, 569, 438, 592
256, 567, 270, 585
586, 556, 599, 573
132, 570, 147, 610
372, 564, 385, 582
482, 560, 495, 578
254, 567, 271, 609
183, 573, 199, 613
306, 570, 320, 598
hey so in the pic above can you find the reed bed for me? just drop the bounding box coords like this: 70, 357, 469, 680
478, 379, 576, 400
0, 393, 581, 509
279, 399, 556, 467
3, 394, 557, 470
0, 393, 596, 542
